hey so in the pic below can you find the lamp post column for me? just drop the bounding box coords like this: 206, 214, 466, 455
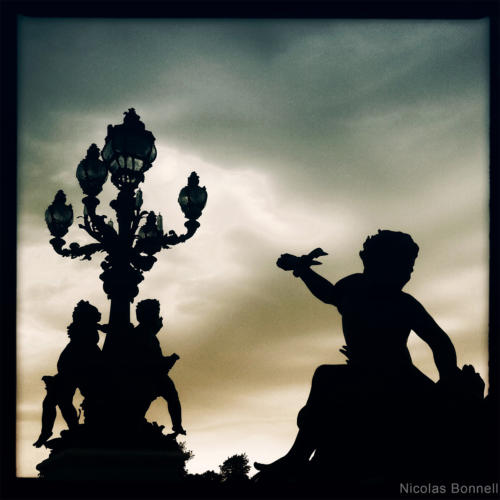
102, 188, 143, 354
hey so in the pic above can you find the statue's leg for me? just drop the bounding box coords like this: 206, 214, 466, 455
298, 364, 350, 438
255, 364, 349, 472
158, 376, 186, 435
33, 378, 58, 447
58, 382, 78, 430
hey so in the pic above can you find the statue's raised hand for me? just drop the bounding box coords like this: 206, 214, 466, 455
307, 248, 328, 260
276, 253, 301, 271
277, 248, 328, 276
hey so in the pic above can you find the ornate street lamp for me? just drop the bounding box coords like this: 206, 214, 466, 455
178, 172, 208, 221
38, 109, 206, 481
76, 144, 108, 196
45, 190, 73, 238
45, 109, 207, 352
101, 108, 157, 189
137, 212, 163, 256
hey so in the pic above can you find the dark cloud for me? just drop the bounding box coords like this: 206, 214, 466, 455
19, 19, 488, 211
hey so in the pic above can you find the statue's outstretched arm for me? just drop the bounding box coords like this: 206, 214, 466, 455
297, 267, 339, 306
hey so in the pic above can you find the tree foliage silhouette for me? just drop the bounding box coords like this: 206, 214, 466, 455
219, 453, 251, 483
199, 470, 221, 482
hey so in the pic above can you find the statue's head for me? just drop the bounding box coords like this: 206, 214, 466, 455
68, 300, 101, 343
72, 300, 101, 325
136, 299, 161, 325
359, 230, 419, 290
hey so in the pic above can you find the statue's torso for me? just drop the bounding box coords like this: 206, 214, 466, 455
335, 273, 414, 369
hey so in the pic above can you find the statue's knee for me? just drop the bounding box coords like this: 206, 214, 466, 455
43, 385, 59, 404
164, 377, 178, 396
297, 406, 309, 429
159, 382, 178, 401
312, 364, 334, 383
312, 364, 349, 392
42, 394, 57, 408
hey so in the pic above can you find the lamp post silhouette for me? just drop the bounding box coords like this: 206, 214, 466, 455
37, 109, 206, 480
45, 108, 207, 355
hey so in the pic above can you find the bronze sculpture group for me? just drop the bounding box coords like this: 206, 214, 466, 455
34, 110, 491, 485
35, 228, 490, 484
36, 110, 205, 479
34, 298, 184, 448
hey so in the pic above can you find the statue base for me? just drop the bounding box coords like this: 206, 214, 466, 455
36, 447, 187, 480
36, 421, 190, 481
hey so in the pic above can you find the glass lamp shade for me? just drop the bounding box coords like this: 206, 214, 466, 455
101, 108, 156, 189
178, 172, 207, 220
45, 190, 74, 237
137, 212, 162, 255
76, 144, 108, 196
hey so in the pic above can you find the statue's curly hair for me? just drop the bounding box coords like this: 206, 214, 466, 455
72, 300, 101, 325
359, 230, 419, 269
67, 300, 101, 342
136, 299, 160, 323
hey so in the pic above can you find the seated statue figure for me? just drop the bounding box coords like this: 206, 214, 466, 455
255, 230, 484, 477
128, 299, 186, 436
34, 300, 102, 447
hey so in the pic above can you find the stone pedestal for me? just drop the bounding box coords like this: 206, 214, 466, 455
37, 448, 187, 480
36, 421, 190, 481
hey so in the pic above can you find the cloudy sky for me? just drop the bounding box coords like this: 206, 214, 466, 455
17, 18, 489, 477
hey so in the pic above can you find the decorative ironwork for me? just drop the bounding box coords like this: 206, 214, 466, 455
45, 109, 207, 346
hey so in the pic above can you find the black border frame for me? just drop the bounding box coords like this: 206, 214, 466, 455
2, 1, 499, 499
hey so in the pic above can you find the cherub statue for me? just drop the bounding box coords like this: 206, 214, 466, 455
129, 299, 186, 436
34, 300, 102, 447
255, 230, 484, 474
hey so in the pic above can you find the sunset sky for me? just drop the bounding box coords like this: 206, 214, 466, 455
17, 18, 489, 477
